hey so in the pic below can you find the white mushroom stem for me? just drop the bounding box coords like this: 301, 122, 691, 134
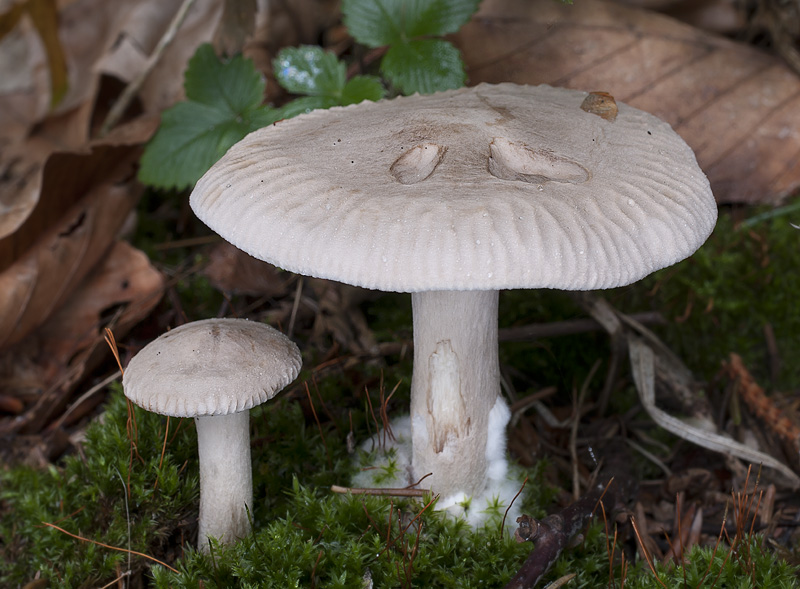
195, 411, 253, 551
410, 290, 506, 501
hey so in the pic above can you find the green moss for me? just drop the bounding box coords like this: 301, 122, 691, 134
618, 197, 800, 390
0, 382, 541, 587
623, 534, 800, 588
5, 200, 800, 586
150, 478, 534, 588
0, 389, 199, 587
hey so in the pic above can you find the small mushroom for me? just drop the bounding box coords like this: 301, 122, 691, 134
190, 83, 716, 508
122, 318, 301, 550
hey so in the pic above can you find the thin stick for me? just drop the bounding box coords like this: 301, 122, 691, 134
153, 416, 171, 490
310, 548, 324, 589
330, 485, 428, 497
104, 328, 123, 375
600, 500, 614, 587
376, 374, 398, 448
630, 516, 667, 588
97, 571, 131, 589
571, 360, 601, 500
501, 476, 529, 538
379, 494, 438, 557
55, 370, 121, 429
111, 465, 133, 581
42, 522, 179, 573
364, 386, 381, 449
288, 277, 304, 339
305, 382, 332, 470
99, 0, 198, 136
409, 517, 423, 579
312, 377, 339, 434
405, 472, 432, 489
387, 499, 395, 553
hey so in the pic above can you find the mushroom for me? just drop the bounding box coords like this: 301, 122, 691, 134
189, 83, 716, 506
122, 318, 301, 550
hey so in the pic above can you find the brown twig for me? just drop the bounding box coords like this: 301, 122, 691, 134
42, 522, 179, 573
406, 472, 432, 489
330, 484, 428, 497
630, 515, 668, 588
501, 476, 529, 538
506, 438, 637, 588
104, 328, 124, 375
99, 0, 198, 136
499, 312, 665, 342
505, 484, 609, 589
305, 382, 332, 470
153, 416, 171, 491
724, 353, 800, 446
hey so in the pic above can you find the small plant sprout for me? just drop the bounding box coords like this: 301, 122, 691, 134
122, 318, 301, 551
190, 83, 716, 518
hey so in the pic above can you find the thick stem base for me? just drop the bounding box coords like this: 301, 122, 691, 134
410, 290, 501, 500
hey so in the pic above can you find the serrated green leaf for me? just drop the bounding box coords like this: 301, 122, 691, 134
140, 106, 280, 191
341, 76, 385, 104
381, 39, 466, 95
274, 45, 345, 97
273, 46, 385, 114
184, 44, 265, 112
139, 44, 280, 190
139, 102, 276, 190
342, 0, 481, 47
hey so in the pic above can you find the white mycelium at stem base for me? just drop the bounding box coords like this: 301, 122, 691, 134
410, 290, 509, 502
195, 412, 252, 549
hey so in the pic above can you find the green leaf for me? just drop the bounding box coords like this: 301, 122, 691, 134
138, 44, 280, 190
381, 39, 466, 95
273, 45, 384, 113
184, 44, 265, 112
274, 45, 345, 97
342, 0, 481, 47
341, 76, 386, 104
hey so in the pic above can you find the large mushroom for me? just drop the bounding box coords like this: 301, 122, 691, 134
122, 318, 301, 550
189, 83, 716, 506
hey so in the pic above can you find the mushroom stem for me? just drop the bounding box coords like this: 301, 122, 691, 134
195, 412, 253, 551
410, 290, 503, 501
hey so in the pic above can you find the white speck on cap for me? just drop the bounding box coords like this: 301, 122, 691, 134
122, 318, 301, 417
190, 83, 716, 293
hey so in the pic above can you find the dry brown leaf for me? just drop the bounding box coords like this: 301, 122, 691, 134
203, 241, 289, 298
0, 122, 155, 350
0, 182, 139, 350
36, 240, 165, 385
0, 0, 222, 239
213, 0, 257, 57
0, 0, 138, 238
613, 0, 745, 35
455, 0, 800, 204
308, 279, 379, 355
0, 0, 68, 107
0, 0, 137, 133
98, 0, 223, 114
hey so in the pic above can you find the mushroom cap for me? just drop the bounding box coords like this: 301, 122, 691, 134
190, 83, 716, 292
122, 318, 301, 417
